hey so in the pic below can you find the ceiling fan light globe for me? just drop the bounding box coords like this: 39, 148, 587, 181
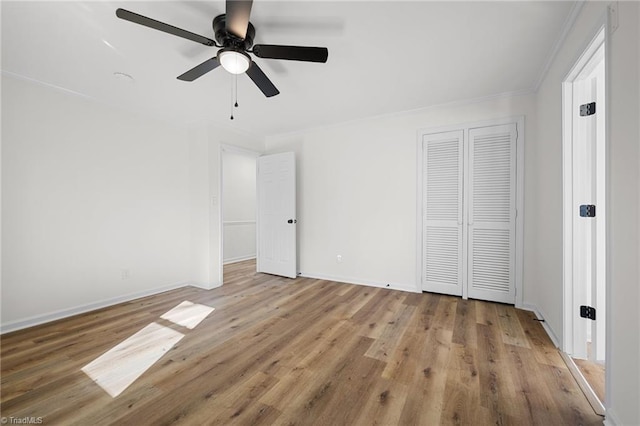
219, 50, 251, 74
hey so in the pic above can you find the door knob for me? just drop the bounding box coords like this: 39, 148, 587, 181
287, 219, 297, 224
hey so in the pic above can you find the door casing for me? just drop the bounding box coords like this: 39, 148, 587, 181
562, 28, 606, 362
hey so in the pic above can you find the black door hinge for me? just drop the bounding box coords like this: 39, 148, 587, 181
580, 102, 596, 116
580, 204, 596, 217
580, 305, 596, 320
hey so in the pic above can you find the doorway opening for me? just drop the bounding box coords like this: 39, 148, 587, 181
220, 145, 259, 274
219, 147, 298, 283
562, 27, 606, 412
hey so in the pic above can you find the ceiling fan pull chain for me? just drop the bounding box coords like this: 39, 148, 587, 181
230, 74, 240, 120
230, 75, 234, 120
235, 73, 239, 108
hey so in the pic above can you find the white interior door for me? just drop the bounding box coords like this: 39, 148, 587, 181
422, 130, 464, 296
467, 124, 517, 304
257, 152, 297, 278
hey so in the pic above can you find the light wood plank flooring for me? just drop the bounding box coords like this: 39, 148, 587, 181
1, 260, 602, 425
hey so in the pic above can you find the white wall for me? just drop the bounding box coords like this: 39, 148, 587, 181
222, 149, 257, 263
534, 2, 639, 424
188, 125, 211, 288
266, 94, 537, 295
1, 74, 191, 330
1, 74, 265, 331
607, 2, 639, 423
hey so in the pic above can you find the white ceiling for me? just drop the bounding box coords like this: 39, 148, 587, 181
1, 1, 577, 136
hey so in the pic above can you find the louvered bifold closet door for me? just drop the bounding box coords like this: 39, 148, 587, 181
422, 130, 464, 296
467, 124, 517, 303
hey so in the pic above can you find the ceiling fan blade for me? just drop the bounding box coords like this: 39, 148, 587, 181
246, 61, 279, 97
252, 45, 328, 63
116, 8, 215, 47
177, 57, 221, 81
225, 0, 253, 39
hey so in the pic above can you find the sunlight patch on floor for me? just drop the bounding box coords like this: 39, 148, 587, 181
82, 300, 214, 397
160, 300, 215, 329
81, 322, 183, 397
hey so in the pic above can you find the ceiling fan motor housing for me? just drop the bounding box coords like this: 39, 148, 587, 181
213, 14, 255, 50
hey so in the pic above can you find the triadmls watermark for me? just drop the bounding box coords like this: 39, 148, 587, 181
1, 417, 44, 425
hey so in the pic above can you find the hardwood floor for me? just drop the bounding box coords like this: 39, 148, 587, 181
1, 260, 602, 425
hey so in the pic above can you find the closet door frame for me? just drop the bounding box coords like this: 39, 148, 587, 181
416, 116, 525, 307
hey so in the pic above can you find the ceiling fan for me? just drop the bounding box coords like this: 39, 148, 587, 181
115, 0, 329, 98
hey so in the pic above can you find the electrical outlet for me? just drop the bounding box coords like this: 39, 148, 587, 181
336, 255, 342, 263
121, 269, 131, 280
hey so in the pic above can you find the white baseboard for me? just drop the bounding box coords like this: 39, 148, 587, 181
0, 281, 191, 334
223, 255, 256, 265
298, 271, 420, 294
190, 281, 222, 290
518, 302, 561, 348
